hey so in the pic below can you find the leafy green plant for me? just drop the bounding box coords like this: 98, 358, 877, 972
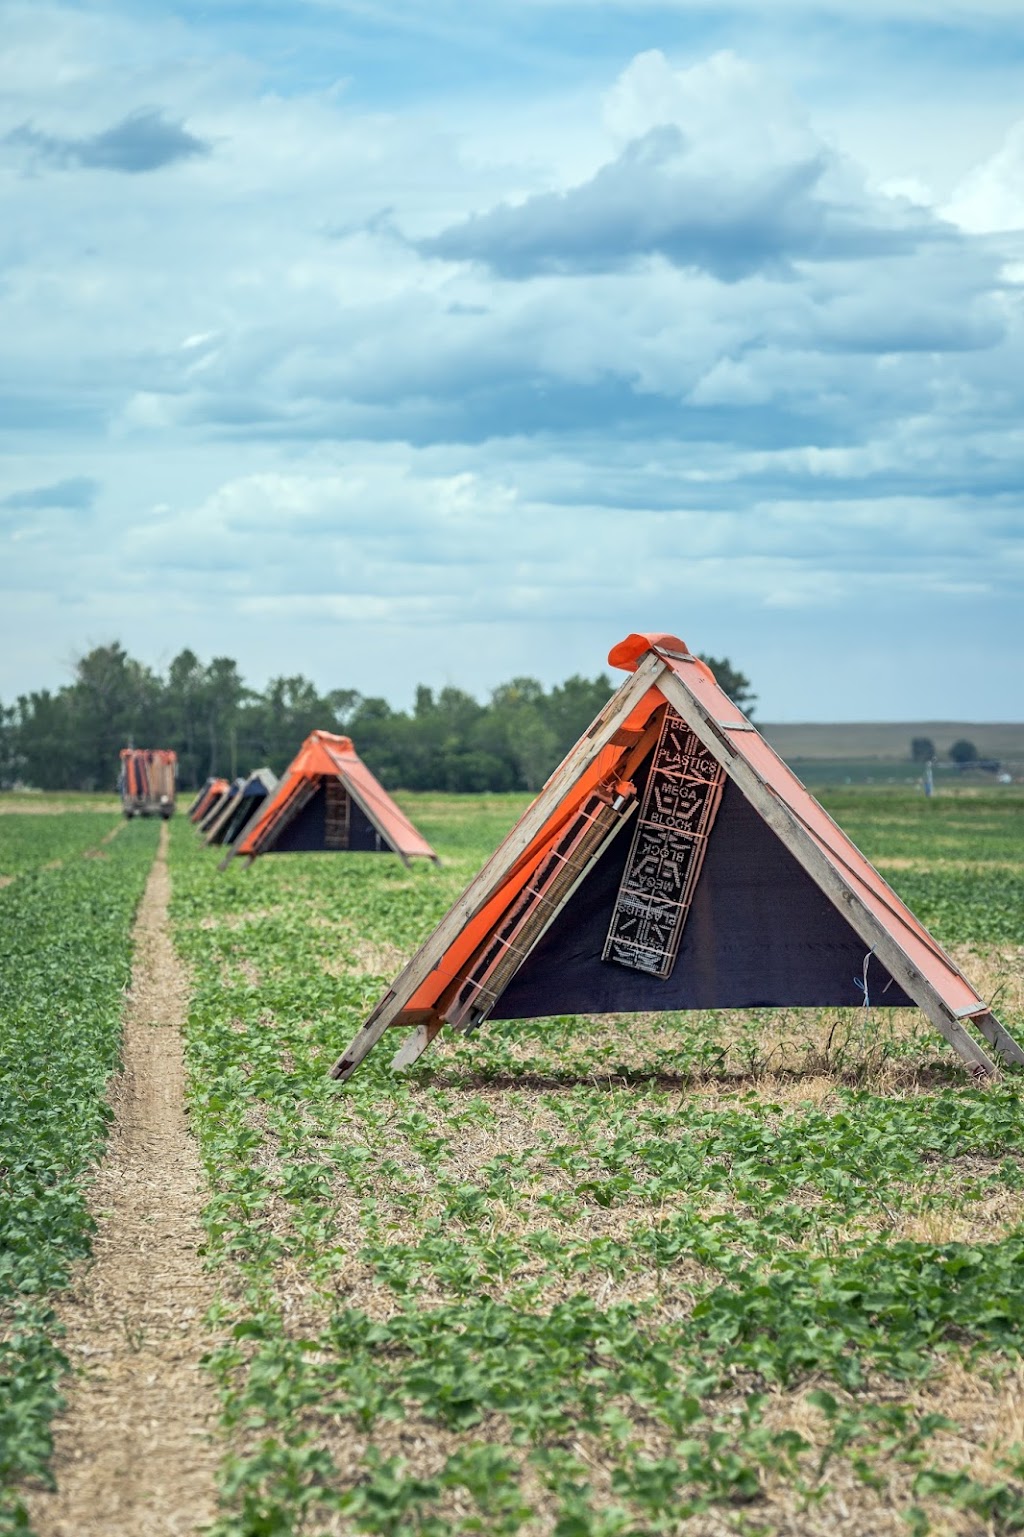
167, 788, 1024, 1536
0, 816, 157, 1533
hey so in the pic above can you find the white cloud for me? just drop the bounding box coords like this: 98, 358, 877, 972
2, 6, 1024, 719
602, 49, 816, 168
946, 120, 1024, 234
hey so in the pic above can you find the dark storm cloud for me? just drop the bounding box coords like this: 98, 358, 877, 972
418, 125, 952, 282
0, 476, 98, 511
5, 109, 211, 174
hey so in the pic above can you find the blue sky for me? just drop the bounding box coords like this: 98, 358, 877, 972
3, 1, 1024, 720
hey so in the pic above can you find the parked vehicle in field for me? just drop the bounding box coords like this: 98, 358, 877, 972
119, 748, 177, 819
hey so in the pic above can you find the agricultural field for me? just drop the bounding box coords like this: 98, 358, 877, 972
3, 787, 1024, 1536
0, 813, 159, 1531
0, 810, 125, 880
0, 793, 122, 817
167, 786, 1024, 1537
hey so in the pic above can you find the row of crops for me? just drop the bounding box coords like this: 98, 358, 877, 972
166, 789, 1024, 1536
2, 790, 1022, 1535
0, 812, 123, 878
0, 815, 159, 1533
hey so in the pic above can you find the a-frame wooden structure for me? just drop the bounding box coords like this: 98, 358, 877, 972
197, 778, 241, 837
186, 778, 216, 819
226, 730, 439, 870
331, 632, 1023, 1083
189, 777, 230, 826
205, 767, 278, 851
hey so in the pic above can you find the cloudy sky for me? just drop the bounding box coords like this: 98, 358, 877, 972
3, 1, 1024, 720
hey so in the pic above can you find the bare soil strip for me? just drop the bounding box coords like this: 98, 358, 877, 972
26, 823, 220, 1537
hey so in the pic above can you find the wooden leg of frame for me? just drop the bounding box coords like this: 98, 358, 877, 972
391, 1020, 444, 1073
919, 999, 998, 1077
970, 1010, 1024, 1067
329, 994, 403, 1081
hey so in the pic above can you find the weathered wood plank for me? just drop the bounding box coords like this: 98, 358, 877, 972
390, 1019, 444, 1072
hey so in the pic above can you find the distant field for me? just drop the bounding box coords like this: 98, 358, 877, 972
760, 721, 1024, 763
760, 758, 932, 787
0, 792, 121, 814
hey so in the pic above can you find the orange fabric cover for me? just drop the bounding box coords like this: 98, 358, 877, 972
399, 634, 985, 1024
652, 644, 986, 1018
121, 748, 177, 799
190, 778, 229, 823
607, 633, 690, 671
235, 730, 437, 861
401, 686, 664, 1012
608, 633, 717, 686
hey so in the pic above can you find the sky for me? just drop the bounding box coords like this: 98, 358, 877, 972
3, 0, 1024, 721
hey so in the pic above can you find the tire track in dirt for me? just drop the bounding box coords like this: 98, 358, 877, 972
26, 822, 221, 1537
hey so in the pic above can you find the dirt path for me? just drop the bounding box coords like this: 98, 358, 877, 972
26, 823, 221, 1537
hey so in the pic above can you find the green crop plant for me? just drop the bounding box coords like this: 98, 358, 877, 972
167, 788, 1024, 1536
0, 815, 158, 1533
0, 812, 123, 878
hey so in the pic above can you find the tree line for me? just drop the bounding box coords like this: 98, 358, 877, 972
0, 643, 756, 795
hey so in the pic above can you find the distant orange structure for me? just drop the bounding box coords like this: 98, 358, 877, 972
119, 749, 178, 820
189, 777, 229, 825
195, 778, 240, 837
185, 778, 215, 818
228, 731, 438, 869
203, 767, 278, 849
331, 632, 1022, 1084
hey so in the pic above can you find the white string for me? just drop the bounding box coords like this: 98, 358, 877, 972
854, 946, 877, 1009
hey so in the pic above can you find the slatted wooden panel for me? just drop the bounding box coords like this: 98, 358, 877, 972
602, 711, 725, 978
324, 778, 350, 850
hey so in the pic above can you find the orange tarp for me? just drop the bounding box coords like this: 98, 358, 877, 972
396, 632, 987, 1025
235, 731, 437, 863
189, 778, 229, 824
120, 747, 177, 802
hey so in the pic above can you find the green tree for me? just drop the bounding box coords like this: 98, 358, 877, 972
949, 739, 979, 765
0, 700, 18, 787
911, 737, 936, 763
69, 643, 162, 789
481, 678, 557, 792
543, 674, 613, 764
200, 657, 247, 778
13, 690, 73, 789
164, 649, 206, 786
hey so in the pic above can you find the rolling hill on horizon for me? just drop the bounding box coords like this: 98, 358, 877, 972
759, 721, 1024, 764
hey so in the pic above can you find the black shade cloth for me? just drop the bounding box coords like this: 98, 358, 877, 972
221, 787, 267, 844
270, 780, 391, 854
493, 775, 912, 1017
